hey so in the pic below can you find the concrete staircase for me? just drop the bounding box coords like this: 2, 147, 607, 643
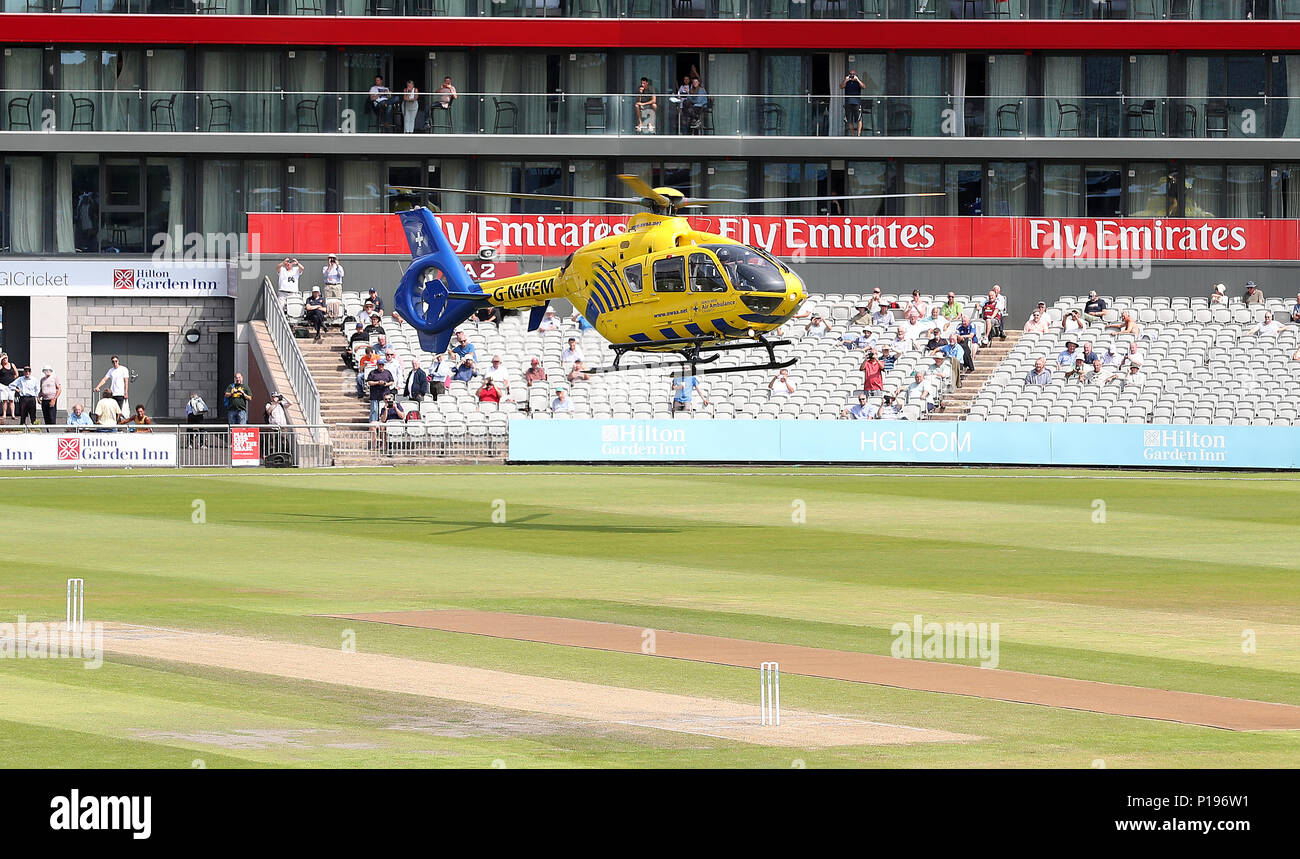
296, 329, 369, 425
930, 330, 1022, 422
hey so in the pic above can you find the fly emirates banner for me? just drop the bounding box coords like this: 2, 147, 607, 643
249, 213, 1300, 261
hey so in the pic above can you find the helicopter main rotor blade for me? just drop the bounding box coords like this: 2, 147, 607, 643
386, 184, 641, 207
687, 192, 946, 205
616, 174, 672, 208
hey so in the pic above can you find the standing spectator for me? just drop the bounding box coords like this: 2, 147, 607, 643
405, 358, 429, 400
0, 354, 16, 423
224, 373, 252, 424
366, 358, 395, 422
265, 393, 289, 426
38, 364, 62, 426
524, 357, 548, 388
67, 403, 92, 428
9, 365, 39, 425
95, 355, 130, 408
550, 386, 573, 413
840, 68, 865, 136
304, 286, 328, 341
634, 77, 657, 133
1023, 357, 1052, 386
322, 254, 345, 311
671, 374, 708, 411
1082, 290, 1107, 324
560, 337, 584, 367
861, 349, 884, 394
954, 315, 978, 372
93, 389, 122, 429
428, 353, 451, 401
185, 391, 207, 446
400, 80, 420, 133
767, 368, 795, 399
842, 393, 879, 420
276, 257, 303, 312
1243, 281, 1264, 306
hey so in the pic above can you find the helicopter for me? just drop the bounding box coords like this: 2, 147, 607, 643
391, 174, 938, 375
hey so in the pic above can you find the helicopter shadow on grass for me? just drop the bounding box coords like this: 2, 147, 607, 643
260, 511, 683, 536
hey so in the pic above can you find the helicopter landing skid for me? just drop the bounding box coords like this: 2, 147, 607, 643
589, 336, 797, 377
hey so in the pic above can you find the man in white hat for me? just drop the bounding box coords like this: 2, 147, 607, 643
538, 306, 560, 333
1210, 283, 1228, 305
38, 364, 62, 426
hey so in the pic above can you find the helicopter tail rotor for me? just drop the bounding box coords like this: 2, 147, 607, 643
395, 208, 486, 354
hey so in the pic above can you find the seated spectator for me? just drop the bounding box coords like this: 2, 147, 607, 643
1105, 363, 1145, 389
483, 354, 512, 394
1023, 308, 1051, 334
1118, 341, 1145, 370
349, 321, 369, 348
860, 349, 885, 393
906, 289, 928, 318
1248, 310, 1283, 337
1080, 340, 1099, 364
1291, 292, 1300, 321
1023, 357, 1052, 386
365, 287, 384, 314
841, 393, 879, 420
121, 404, 152, 432
67, 402, 92, 427
373, 333, 390, 354
926, 307, 950, 336
304, 287, 328, 340
475, 305, 503, 327
768, 368, 795, 399
1082, 290, 1107, 324
560, 337, 584, 367
567, 360, 591, 384
1063, 357, 1088, 382
1210, 283, 1228, 305
841, 328, 874, 351
877, 394, 901, 420
355, 347, 377, 397
890, 326, 913, 354
475, 379, 501, 406
991, 284, 1007, 315
871, 303, 895, 327
538, 307, 561, 333
1083, 358, 1107, 384
524, 357, 548, 387
939, 292, 962, 321
927, 352, 953, 388
1243, 281, 1264, 305
363, 313, 385, 337
894, 370, 935, 413
1056, 340, 1081, 371
877, 344, 897, 370
377, 395, 406, 423
451, 330, 477, 362
671, 374, 708, 411
902, 309, 928, 344
803, 313, 832, 338
404, 358, 429, 400
452, 356, 478, 384
1061, 309, 1085, 334
935, 334, 962, 362
94, 389, 122, 428
1106, 310, 1140, 336
981, 290, 1005, 341
551, 386, 573, 413
924, 327, 946, 353
848, 301, 872, 326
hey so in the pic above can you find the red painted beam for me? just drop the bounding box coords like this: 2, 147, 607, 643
5, 15, 1300, 51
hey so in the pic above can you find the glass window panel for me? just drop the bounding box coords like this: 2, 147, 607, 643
571, 159, 607, 215
902, 163, 943, 216
102, 51, 142, 133
1126, 162, 1171, 217
946, 163, 982, 216
6, 157, 45, 253
986, 55, 1026, 138
1044, 56, 1083, 138
1184, 164, 1223, 217
706, 161, 749, 214
1043, 163, 1082, 217
903, 55, 947, 136
1226, 165, 1266, 219
200, 160, 242, 235
763, 55, 805, 135
341, 159, 383, 214
844, 161, 890, 216
146, 157, 184, 249
104, 159, 142, 208
761, 162, 828, 215
987, 162, 1028, 217
1270, 164, 1300, 218
1086, 164, 1121, 217
56, 155, 96, 253
707, 53, 746, 136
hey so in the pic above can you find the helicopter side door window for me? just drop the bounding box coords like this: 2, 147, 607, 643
652, 257, 687, 293
688, 254, 729, 293
624, 263, 643, 293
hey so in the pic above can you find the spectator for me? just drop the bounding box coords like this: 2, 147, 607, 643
475, 304, 503, 327
1248, 310, 1283, 337
94, 389, 122, 429
902, 309, 928, 343
894, 370, 935, 413
1063, 357, 1088, 382
276, 257, 303, 312
1243, 281, 1264, 306
452, 356, 478, 384
1106, 310, 1140, 335
322, 254, 345, 304
890, 326, 913, 354
538, 307, 560, 332
954, 315, 978, 372
121, 403, 152, 432
991, 284, 1007, 315
355, 347, 377, 397
842, 393, 878, 420
1080, 340, 1099, 364
877, 393, 901, 420
877, 344, 897, 370
349, 321, 369, 348
872, 303, 895, 327
570, 309, 594, 333
1023, 357, 1052, 386
804, 313, 832, 338
524, 357, 548, 388
363, 312, 385, 337
225, 373, 251, 424
304, 286, 328, 341
67, 402, 92, 428
924, 327, 947, 353
906, 290, 928, 318
927, 352, 953, 388
484, 355, 512, 394
428, 353, 451, 400
671, 374, 708, 411
940, 291, 962, 320
550, 387, 573, 413
1082, 290, 1107, 324
95, 355, 130, 408
1118, 341, 1145, 370
265, 392, 289, 426
377, 394, 405, 423
365, 287, 384, 314
185, 392, 208, 439
686, 76, 708, 133
1056, 340, 1081, 371
768, 368, 795, 399
634, 77, 657, 134
366, 358, 395, 422
451, 330, 477, 363
1291, 292, 1300, 321
1209, 282, 1228, 305
405, 358, 429, 400
38, 364, 62, 426
936, 334, 963, 362
567, 360, 591, 384
927, 306, 950, 335
1083, 358, 1106, 384
475, 379, 501, 406
980, 290, 1005, 341
383, 349, 405, 388
849, 301, 871, 326
560, 337, 584, 367
1061, 309, 1085, 334
435, 76, 458, 112
841, 328, 872, 350
0, 354, 14, 422
840, 69, 865, 136
400, 79, 420, 133
1023, 309, 1051, 334
9, 365, 38, 425
860, 349, 885, 393
373, 334, 391, 358
369, 75, 394, 126
1106, 363, 1145, 389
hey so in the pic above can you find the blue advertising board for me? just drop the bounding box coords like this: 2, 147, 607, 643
508, 419, 1300, 469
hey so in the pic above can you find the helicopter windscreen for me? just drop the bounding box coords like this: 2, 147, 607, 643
702, 244, 787, 293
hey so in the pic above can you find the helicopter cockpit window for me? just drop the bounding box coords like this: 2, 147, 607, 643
624, 263, 643, 293
702, 244, 787, 293
652, 257, 687, 293
688, 254, 729, 293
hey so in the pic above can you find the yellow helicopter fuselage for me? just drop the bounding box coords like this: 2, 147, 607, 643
477, 213, 808, 349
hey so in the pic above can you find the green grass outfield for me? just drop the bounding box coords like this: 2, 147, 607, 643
1, 465, 1298, 768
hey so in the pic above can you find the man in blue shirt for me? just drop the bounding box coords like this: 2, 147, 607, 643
66, 402, 93, 427
1056, 340, 1080, 371
936, 335, 962, 361
672, 375, 709, 411
451, 330, 477, 363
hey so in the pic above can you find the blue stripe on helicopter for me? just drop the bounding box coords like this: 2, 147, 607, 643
591, 270, 622, 310
585, 299, 601, 322
685, 323, 706, 337
592, 264, 625, 307
628, 333, 651, 342
659, 326, 682, 339
587, 284, 607, 315
710, 318, 746, 335
590, 279, 617, 313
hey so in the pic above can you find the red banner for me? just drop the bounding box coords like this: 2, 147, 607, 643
230, 427, 260, 467
248, 213, 1300, 262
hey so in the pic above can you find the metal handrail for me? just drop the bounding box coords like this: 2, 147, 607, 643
258, 276, 323, 432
